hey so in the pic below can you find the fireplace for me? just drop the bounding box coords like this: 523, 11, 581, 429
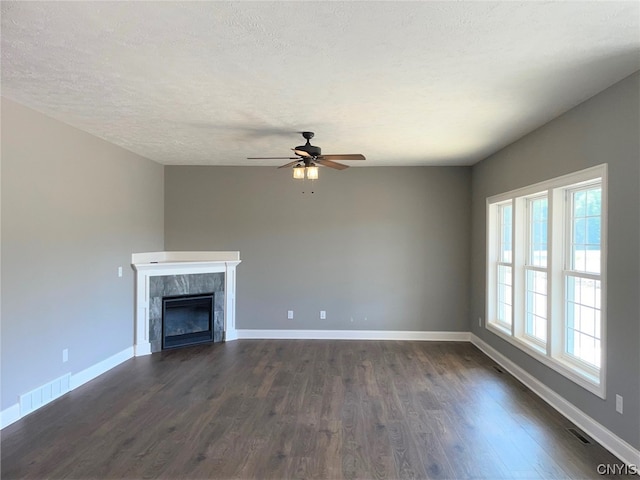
162, 293, 214, 349
131, 251, 241, 356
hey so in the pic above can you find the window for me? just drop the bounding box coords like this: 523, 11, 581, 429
496, 203, 513, 328
486, 165, 607, 397
525, 196, 548, 345
565, 186, 602, 370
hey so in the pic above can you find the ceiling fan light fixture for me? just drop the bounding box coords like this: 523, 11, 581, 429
306, 164, 319, 180
293, 164, 305, 179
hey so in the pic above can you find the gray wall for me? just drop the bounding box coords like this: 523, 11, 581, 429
1, 98, 165, 411
470, 72, 640, 448
165, 166, 471, 332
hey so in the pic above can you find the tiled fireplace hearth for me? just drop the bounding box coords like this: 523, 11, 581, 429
131, 251, 241, 356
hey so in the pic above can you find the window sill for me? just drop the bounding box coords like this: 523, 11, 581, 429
486, 324, 604, 399
487, 322, 511, 337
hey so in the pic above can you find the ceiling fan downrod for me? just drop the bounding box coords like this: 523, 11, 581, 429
294, 132, 321, 158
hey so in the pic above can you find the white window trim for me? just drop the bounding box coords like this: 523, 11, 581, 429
486, 164, 607, 399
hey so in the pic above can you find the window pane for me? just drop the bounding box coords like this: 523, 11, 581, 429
573, 218, 586, 244
586, 188, 601, 216
570, 187, 601, 274
586, 217, 600, 244
566, 275, 601, 367
528, 197, 548, 267
525, 269, 547, 343
499, 204, 512, 263
573, 190, 586, 216
572, 245, 586, 272
497, 265, 512, 326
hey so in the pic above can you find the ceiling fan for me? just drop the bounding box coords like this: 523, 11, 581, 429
247, 131, 365, 179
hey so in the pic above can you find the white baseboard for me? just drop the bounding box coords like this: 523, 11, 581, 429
0, 403, 20, 430
470, 334, 640, 467
236, 329, 470, 341
225, 329, 238, 341
70, 346, 133, 390
134, 342, 152, 357
1, 346, 133, 430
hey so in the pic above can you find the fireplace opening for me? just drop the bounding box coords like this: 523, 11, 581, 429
162, 293, 214, 350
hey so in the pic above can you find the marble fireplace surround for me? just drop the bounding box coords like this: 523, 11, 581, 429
131, 251, 241, 356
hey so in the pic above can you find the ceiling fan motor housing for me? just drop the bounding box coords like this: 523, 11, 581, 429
295, 143, 321, 157
293, 131, 321, 157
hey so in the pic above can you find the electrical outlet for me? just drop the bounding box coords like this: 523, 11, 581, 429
118, 266, 123, 277
616, 394, 623, 414
62, 349, 69, 363
320, 310, 326, 319
478, 317, 482, 327
287, 310, 294, 320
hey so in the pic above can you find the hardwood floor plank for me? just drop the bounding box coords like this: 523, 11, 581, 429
314, 419, 344, 480
387, 420, 429, 479
359, 396, 393, 480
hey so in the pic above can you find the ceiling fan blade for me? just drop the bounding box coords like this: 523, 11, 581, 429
247, 157, 299, 160
319, 154, 366, 161
316, 159, 349, 170
292, 148, 312, 157
277, 160, 303, 169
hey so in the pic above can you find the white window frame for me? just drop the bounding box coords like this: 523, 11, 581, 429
561, 183, 603, 375
491, 202, 514, 332
486, 164, 607, 398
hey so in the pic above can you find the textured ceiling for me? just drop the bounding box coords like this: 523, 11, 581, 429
2, 1, 639, 166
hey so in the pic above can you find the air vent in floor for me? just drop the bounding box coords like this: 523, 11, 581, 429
19, 373, 71, 417
567, 428, 592, 444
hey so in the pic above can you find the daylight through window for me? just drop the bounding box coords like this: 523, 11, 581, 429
486, 165, 606, 397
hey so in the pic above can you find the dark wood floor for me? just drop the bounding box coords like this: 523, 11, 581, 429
1, 340, 631, 479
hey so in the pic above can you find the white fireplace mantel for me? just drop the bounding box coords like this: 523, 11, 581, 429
131, 251, 241, 356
